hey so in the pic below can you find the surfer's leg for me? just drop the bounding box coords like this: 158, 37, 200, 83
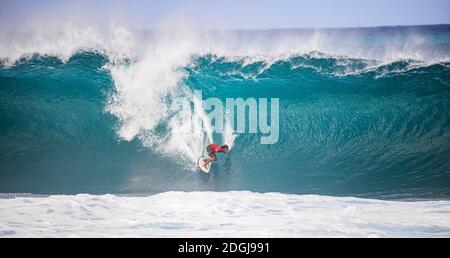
206, 146, 215, 158
205, 153, 216, 166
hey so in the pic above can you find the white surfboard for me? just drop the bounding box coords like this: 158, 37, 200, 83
198, 157, 211, 173
198, 133, 212, 173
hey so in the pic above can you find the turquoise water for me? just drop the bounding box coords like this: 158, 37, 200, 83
1, 26, 450, 198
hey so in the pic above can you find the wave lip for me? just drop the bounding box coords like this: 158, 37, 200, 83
0, 191, 449, 238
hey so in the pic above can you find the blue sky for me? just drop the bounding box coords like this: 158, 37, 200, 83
1, 0, 449, 29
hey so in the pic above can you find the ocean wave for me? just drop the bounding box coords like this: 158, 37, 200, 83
1, 26, 450, 197
189, 53, 450, 79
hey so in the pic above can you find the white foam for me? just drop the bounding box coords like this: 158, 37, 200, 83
2, 22, 448, 66
0, 191, 449, 238
104, 26, 217, 167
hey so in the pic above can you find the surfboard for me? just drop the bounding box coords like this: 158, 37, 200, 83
198, 157, 211, 173
198, 133, 212, 173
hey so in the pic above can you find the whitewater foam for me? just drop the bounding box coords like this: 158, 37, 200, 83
0, 191, 449, 238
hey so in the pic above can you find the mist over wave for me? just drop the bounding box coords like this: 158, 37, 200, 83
0, 24, 450, 197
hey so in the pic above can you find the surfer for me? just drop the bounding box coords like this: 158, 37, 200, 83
204, 144, 229, 166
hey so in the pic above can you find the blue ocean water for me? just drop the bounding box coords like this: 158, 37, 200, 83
1, 25, 450, 199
